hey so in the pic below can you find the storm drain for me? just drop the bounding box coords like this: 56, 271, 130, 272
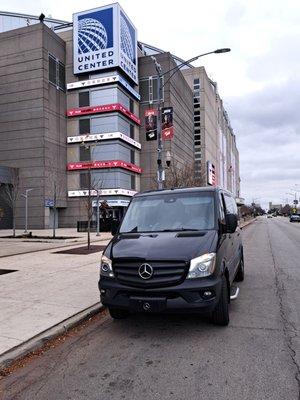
0, 269, 18, 275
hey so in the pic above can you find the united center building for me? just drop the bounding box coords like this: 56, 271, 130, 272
0, 7, 240, 230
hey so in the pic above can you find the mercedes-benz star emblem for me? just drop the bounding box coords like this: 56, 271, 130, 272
138, 263, 154, 280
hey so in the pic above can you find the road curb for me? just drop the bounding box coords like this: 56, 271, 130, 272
0, 302, 105, 370
240, 218, 257, 229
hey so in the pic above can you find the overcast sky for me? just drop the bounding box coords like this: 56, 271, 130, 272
4, 0, 300, 208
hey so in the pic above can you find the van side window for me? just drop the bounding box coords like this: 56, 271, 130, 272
224, 194, 237, 215
219, 194, 226, 223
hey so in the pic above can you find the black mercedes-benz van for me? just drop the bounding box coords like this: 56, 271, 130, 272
99, 187, 244, 326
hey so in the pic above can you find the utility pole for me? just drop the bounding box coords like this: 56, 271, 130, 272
96, 190, 100, 236
87, 166, 91, 249
21, 188, 34, 233
152, 58, 164, 189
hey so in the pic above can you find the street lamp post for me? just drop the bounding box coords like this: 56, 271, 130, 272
96, 190, 101, 236
21, 188, 34, 233
151, 48, 230, 189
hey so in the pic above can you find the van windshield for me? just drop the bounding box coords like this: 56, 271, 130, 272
119, 192, 215, 233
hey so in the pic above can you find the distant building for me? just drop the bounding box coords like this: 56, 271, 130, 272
182, 67, 240, 197
269, 202, 282, 211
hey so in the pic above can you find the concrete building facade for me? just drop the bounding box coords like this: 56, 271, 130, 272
0, 9, 240, 230
182, 67, 240, 197
139, 52, 194, 191
0, 23, 67, 229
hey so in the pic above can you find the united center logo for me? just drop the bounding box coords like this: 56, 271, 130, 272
78, 18, 108, 54
120, 14, 135, 63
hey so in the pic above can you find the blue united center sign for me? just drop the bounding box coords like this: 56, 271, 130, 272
73, 3, 138, 84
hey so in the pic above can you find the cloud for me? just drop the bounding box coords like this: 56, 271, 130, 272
227, 75, 300, 207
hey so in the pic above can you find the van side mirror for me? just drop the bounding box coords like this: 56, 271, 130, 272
226, 214, 237, 233
111, 219, 119, 236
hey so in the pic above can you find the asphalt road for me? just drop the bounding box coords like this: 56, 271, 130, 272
1, 216, 300, 400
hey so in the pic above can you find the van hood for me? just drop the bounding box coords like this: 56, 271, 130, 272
109, 230, 217, 262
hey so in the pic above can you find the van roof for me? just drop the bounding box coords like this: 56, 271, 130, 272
135, 186, 233, 198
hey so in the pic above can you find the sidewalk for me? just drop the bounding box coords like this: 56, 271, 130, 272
0, 229, 112, 258
0, 239, 110, 368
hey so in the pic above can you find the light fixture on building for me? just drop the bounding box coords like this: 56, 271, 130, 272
39, 13, 45, 23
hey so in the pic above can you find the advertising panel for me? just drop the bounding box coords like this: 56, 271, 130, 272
207, 161, 216, 186
67, 160, 142, 174
67, 74, 140, 100
73, 4, 138, 84
67, 132, 141, 149
67, 103, 140, 125
68, 189, 137, 197
162, 107, 174, 140
145, 109, 158, 141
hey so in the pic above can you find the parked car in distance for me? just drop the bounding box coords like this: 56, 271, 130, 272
290, 214, 300, 222
267, 215, 272, 218
99, 187, 244, 326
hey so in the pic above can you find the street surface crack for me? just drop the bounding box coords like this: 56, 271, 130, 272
267, 224, 300, 399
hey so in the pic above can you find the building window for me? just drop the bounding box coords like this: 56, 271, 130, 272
79, 92, 90, 107
130, 124, 134, 139
129, 98, 134, 113
49, 54, 65, 91
130, 150, 135, 164
194, 129, 200, 134
49, 55, 56, 85
194, 134, 200, 140
194, 122, 200, 127
194, 110, 200, 116
80, 172, 89, 189
194, 78, 200, 85
194, 98, 200, 105
80, 146, 90, 161
194, 103, 200, 109
195, 140, 201, 146
78, 74, 89, 81
131, 175, 136, 190
139, 76, 164, 103
79, 119, 90, 135
194, 116, 200, 122
58, 62, 65, 91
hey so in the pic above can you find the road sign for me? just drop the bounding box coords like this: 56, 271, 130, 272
293, 199, 298, 205
45, 199, 54, 207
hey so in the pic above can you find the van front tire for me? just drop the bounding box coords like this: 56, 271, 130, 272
108, 308, 129, 319
211, 275, 229, 326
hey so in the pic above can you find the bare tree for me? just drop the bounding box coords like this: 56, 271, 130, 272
1, 168, 20, 237
81, 169, 104, 250
164, 162, 206, 189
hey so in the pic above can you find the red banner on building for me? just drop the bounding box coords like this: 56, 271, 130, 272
67, 160, 142, 174
162, 107, 174, 140
145, 109, 158, 141
67, 103, 140, 125
162, 127, 174, 140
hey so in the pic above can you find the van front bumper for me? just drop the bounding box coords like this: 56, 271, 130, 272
99, 276, 222, 314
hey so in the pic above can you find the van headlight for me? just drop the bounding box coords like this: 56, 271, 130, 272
187, 253, 216, 279
100, 255, 114, 278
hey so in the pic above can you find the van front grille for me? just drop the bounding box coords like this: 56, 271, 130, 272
113, 260, 188, 288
